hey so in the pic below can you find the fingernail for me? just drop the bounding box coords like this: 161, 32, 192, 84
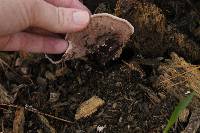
73, 11, 90, 25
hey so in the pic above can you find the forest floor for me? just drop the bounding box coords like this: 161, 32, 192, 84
0, 0, 200, 132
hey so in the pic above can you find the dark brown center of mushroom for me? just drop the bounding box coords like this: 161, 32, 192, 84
87, 33, 123, 64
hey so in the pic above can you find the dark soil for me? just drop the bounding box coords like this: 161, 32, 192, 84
0, 0, 200, 132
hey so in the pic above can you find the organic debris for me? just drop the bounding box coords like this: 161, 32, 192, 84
13, 107, 25, 133
116, 0, 200, 62
154, 52, 200, 132
115, 0, 167, 56
0, 0, 199, 132
0, 84, 13, 104
154, 52, 200, 101
75, 96, 105, 120
38, 114, 56, 133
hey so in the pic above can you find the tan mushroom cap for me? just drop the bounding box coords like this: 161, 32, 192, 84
46, 13, 134, 64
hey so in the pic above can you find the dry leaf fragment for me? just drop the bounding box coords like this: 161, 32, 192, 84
75, 96, 105, 120
46, 13, 134, 64
178, 108, 190, 123
13, 107, 25, 133
38, 114, 56, 133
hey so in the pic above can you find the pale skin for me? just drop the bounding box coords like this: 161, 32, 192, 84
0, 0, 90, 54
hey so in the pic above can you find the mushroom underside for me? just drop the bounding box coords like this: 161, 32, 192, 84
86, 33, 123, 64
46, 13, 134, 64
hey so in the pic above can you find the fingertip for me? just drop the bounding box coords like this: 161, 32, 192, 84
72, 10, 90, 27
42, 37, 68, 54
52, 39, 68, 53
72, 0, 92, 14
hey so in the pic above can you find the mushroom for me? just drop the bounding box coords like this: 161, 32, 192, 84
46, 13, 134, 64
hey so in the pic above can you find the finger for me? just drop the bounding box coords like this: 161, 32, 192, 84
0, 0, 90, 36
31, 0, 90, 33
0, 32, 68, 54
45, 0, 90, 12
25, 27, 60, 37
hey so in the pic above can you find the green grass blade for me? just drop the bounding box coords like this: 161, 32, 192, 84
163, 92, 196, 133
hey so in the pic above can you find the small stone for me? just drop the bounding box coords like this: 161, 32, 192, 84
96, 125, 106, 132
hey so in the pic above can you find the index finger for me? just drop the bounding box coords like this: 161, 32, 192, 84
45, 0, 90, 12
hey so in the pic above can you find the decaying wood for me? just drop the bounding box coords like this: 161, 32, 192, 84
75, 96, 105, 120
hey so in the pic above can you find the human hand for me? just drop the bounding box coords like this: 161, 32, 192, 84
0, 0, 90, 54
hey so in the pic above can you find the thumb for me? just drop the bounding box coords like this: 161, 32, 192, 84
0, 0, 90, 36
31, 0, 90, 33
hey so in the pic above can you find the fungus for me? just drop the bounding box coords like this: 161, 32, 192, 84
46, 13, 134, 64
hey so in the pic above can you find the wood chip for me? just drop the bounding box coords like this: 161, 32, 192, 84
13, 107, 25, 133
75, 96, 105, 120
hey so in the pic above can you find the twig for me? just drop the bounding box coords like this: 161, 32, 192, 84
26, 107, 74, 124
0, 104, 74, 124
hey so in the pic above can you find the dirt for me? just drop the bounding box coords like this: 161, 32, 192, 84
0, 0, 200, 132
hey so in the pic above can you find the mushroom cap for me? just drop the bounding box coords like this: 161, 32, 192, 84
46, 13, 134, 64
